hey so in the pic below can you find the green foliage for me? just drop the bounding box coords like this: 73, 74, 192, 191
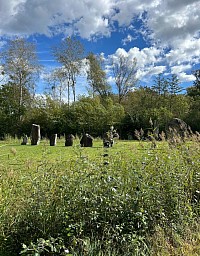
69, 96, 125, 135
86, 53, 111, 98
20, 237, 71, 256
0, 139, 199, 255
187, 69, 200, 98
122, 86, 190, 137
186, 70, 200, 131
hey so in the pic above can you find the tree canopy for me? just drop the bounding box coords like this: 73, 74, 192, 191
0, 38, 199, 138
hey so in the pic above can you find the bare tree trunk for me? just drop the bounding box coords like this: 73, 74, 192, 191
72, 80, 76, 102
19, 78, 23, 121
67, 78, 70, 110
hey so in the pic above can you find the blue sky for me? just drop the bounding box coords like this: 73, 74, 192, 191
0, 0, 200, 96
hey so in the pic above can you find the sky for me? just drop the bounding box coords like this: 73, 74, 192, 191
0, 0, 200, 96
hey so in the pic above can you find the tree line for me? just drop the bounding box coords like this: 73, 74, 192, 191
0, 38, 200, 139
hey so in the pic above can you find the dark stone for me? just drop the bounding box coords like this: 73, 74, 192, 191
31, 124, 40, 145
103, 132, 114, 147
50, 134, 57, 146
80, 133, 93, 147
65, 134, 75, 146
166, 118, 192, 139
103, 141, 110, 148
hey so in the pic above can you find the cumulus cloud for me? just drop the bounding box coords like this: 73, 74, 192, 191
147, 0, 200, 45
166, 38, 200, 66
108, 46, 166, 82
0, 0, 115, 38
0, 0, 200, 84
171, 64, 195, 82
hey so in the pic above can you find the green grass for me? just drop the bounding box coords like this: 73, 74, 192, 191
0, 138, 199, 255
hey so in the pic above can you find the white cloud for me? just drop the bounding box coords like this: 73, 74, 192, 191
108, 46, 165, 82
111, 0, 160, 26
177, 73, 195, 83
147, 0, 200, 47
1, 0, 199, 44
166, 38, 200, 66
122, 34, 135, 45
0, 0, 115, 38
0, 0, 200, 84
170, 64, 195, 82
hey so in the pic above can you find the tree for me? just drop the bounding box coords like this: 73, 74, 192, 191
152, 73, 168, 96
167, 74, 182, 112
0, 82, 33, 136
45, 67, 68, 105
86, 53, 111, 98
1, 38, 41, 122
123, 87, 158, 130
187, 69, 200, 98
111, 54, 137, 103
186, 69, 200, 131
193, 69, 200, 88
52, 37, 84, 104
67, 96, 125, 136
168, 74, 182, 95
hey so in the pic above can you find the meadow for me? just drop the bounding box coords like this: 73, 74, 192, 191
0, 137, 199, 255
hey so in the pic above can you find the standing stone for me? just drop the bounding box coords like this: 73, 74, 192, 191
65, 134, 75, 146
21, 135, 28, 145
31, 124, 40, 145
103, 131, 114, 147
80, 133, 93, 147
166, 118, 192, 140
50, 134, 57, 146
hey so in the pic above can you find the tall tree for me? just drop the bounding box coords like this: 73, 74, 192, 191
52, 37, 84, 103
168, 74, 182, 95
152, 73, 168, 96
167, 74, 182, 111
187, 69, 200, 98
0, 82, 32, 136
186, 70, 200, 131
111, 54, 137, 103
86, 53, 111, 98
45, 67, 68, 105
1, 38, 41, 121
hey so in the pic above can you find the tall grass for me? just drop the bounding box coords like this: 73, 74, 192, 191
0, 138, 199, 255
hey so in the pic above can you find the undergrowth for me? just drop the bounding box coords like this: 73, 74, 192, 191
0, 138, 199, 255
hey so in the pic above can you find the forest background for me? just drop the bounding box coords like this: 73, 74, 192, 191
0, 38, 200, 140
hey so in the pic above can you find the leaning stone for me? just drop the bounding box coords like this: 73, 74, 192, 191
80, 133, 93, 147
166, 118, 192, 140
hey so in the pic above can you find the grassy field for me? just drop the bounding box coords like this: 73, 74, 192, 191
0, 137, 199, 255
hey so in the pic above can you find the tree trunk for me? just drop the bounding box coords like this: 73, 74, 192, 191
68, 79, 70, 110
31, 124, 40, 145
